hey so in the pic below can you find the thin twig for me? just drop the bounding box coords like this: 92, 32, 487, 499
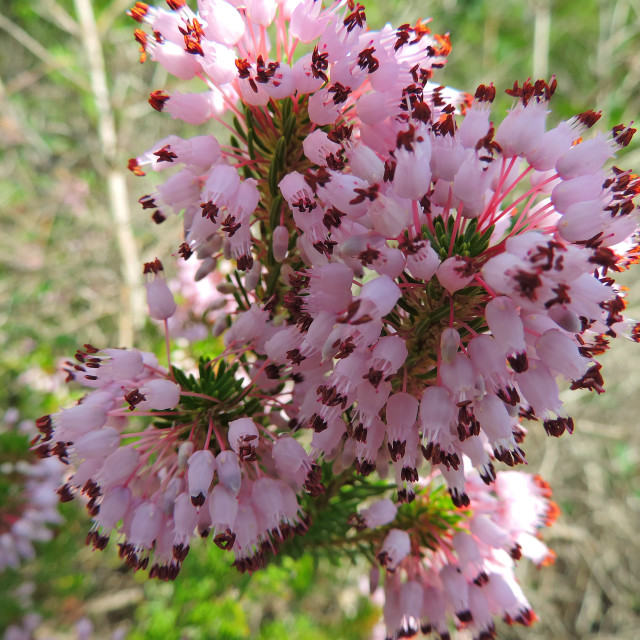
73, 0, 144, 345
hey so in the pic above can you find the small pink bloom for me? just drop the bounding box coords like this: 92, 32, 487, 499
436, 256, 475, 293
187, 449, 216, 506
360, 498, 397, 528
377, 528, 411, 571
137, 379, 181, 410
216, 450, 242, 494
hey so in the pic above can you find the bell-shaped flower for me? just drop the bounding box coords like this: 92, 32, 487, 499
251, 477, 286, 530
52, 404, 108, 440
556, 132, 615, 179
290, 0, 331, 42
165, 92, 212, 125
377, 528, 411, 571
468, 583, 496, 639
439, 352, 476, 401
371, 335, 408, 378
98, 348, 145, 381
430, 133, 466, 182
550, 170, 607, 213
95, 485, 131, 534
467, 334, 511, 396
360, 498, 398, 528
137, 379, 181, 410
208, 484, 239, 537
145, 276, 177, 321
304, 263, 353, 314
74, 427, 120, 460
526, 120, 575, 171
405, 241, 440, 281
227, 417, 260, 459
515, 359, 564, 419
245, 0, 277, 25
439, 564, 471, 621
151, 41, 201, 80
129, 501, 164, 550
279, 171, 316, 210
172, 492, 198, 554
452, 531, 486, 583
227, 178, 260, 224
99, 446, 140, 489
453, 148, 493, 203
485, 296, 527, 370
355, 416, 386, 474
292, 53, 325, 94
440, 327, 461, 364
343, 143, 383, 185
419, 385, 460, 469
144, 260, 177, 321
535, 329, 590, 380
203, 163, 240, 207
200, 0, 245, 45
359, 275, 401, 317
303, 130, 342, 166
187, 449, 216, 506
368, 194, 411, 238
215, 450, 242, 495
308, 89, 341, 126
483, 572, 534, 626
495, 101, 548, 157
232, 500, 260, 557
272, 225, 289, 262
200, 40, 237, 85
458, 102, 491, 149
393, 143, 432, 200
273, 436, 312, 487
436, 256, 475, 292
474, 394, 522, 464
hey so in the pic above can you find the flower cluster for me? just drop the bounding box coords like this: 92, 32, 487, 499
372, 468, 557, 639
3, 615, 126, 640
0, 413, 63, 573
35, 0, 640, 637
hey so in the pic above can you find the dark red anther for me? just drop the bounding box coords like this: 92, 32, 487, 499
148, 90, 169, 112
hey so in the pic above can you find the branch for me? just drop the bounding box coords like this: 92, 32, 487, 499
73, 0, 145, 345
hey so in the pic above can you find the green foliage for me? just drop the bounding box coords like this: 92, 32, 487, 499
165, 357, 262, 430
424, 215, 495, 260
280, 466, 395, 565
128, 545, 378, 640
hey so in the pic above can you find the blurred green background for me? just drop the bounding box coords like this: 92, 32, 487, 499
1, 0, 640, 638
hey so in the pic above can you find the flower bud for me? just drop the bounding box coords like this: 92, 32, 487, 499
272, 225, 289, 262
440, 328, 461, 364
145, 276, 177, 321
177, 440, 195, 471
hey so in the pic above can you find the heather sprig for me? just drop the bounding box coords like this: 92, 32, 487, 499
34, 1, 640, 638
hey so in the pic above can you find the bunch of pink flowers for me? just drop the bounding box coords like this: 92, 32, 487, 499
34, 1, 640, 638
0, 413, 64, 573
